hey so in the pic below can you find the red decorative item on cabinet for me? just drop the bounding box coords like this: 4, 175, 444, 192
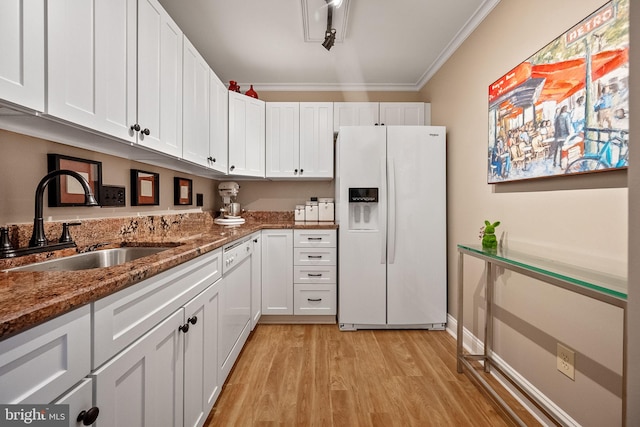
228, 81, 239, 92
245, 85, 258, 99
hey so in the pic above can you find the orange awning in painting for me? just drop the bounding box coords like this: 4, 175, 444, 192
531, 47, 628, 103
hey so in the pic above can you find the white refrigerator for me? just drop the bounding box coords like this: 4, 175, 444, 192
336, 126, 447, 330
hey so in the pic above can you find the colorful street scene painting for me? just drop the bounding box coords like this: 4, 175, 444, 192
488, 0, 629, 183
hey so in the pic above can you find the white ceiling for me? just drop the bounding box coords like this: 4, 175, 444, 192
158, 0, 500, 92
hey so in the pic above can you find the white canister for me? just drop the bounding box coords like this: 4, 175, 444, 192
305, 201, 319, 222
318, 198, 334, 221
295, 205, 305, 221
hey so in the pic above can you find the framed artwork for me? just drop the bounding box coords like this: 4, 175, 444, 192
131, 169, 159, 206
47, 154, 102, 207
173, 177, 193, 205
488, 0, 629, 183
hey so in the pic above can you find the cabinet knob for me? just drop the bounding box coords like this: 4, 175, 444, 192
188, 316, 198, 325
130, 124, 141, 132
294, 169, 298, 174
141, 128, 150, 136
179, 323, 189, 333
253, 239, 258, 243
300, 169, 304, 174
230, 165, 235, 171
77, 407, 99, 425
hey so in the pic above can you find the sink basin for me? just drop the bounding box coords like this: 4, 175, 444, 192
5, 246, 173, 272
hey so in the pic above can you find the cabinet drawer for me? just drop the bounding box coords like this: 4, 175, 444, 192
293, 229, 336, 247
294, 285, 336, 315
294, 266, 336, 284
294, 247, 336, 265
0, 305, 90, 404
93, 249, 221, 369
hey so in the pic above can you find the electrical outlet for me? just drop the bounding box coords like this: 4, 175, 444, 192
557, 343, 575, 380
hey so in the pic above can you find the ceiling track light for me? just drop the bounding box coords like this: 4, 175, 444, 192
323, 0, 336, 51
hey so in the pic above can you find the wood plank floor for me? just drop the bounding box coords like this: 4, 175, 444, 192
205, 324, 541, 427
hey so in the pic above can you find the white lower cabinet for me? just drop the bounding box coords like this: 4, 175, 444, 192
91, 309, 185, 427
261, 229, 294, 315
261, 229, 337, 319
183, 281, 221, 427
0, 305, 91, 405
91, 248, 223, 427
293, 229, 337, 316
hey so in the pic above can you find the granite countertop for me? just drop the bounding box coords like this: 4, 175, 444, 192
0, 215, 337, 341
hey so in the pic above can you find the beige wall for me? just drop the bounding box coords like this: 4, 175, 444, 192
0, 130, 217, 225
420, 0, 627, 425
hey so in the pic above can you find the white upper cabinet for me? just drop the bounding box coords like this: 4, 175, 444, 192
48, 0, 136, 142
0, 0, 45, 112
47, 0, 183, 157
266, 102, 333, 179
266, 102, 300, 178
208, 70, 229, 174
228, 91, 265, 178
182, 36, 210, 167
136, 0, 183, 157
334, 102, 428, 132
379, 102, 425, 126
333, 102, 379, 129
299, 102, 334, 179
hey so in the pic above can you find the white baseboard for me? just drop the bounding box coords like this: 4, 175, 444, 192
446, 314, 580, 427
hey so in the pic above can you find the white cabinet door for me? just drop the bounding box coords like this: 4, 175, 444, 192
250, 232, 262, 329
266, 102, 299, 178
261, 230, 293, 315
333, 102, 378, 132
54, 378, 98, 427
245, 97, 266, 177
183, 280, 221, 427
209, 70, 228, 173
228, 91, 265, 177
379, 102, 425, 126
0, 306, 90, 405
136, 0, 183, 157
0, 0, 44, 111
47, 0, 136, 142
299, 102, 334, 178
92, 309, 184, 427
182, 36, 210, 167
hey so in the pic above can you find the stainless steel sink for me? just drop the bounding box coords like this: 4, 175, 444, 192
5, 246, 173, 272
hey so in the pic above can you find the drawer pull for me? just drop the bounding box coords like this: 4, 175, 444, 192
307, 273, 323, 277
307, 255, 323, 259
307, 298, 322, 302
307, 237, 322, 241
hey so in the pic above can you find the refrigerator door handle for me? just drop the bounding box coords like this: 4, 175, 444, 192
388, 157, 396, 264
381, 157, 387, 265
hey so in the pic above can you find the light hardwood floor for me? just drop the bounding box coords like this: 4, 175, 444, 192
205, 324, 541, 427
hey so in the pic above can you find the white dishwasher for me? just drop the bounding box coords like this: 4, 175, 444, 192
219, 237, 252, 382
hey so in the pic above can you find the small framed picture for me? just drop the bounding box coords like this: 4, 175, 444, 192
47, 154, 102, 207
131, 169, 159, 206
174, 177, 193, 205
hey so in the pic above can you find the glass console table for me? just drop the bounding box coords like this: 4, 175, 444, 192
456, 243, 627, 426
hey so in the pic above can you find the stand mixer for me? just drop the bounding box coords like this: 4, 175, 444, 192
214, 182, 245, 225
